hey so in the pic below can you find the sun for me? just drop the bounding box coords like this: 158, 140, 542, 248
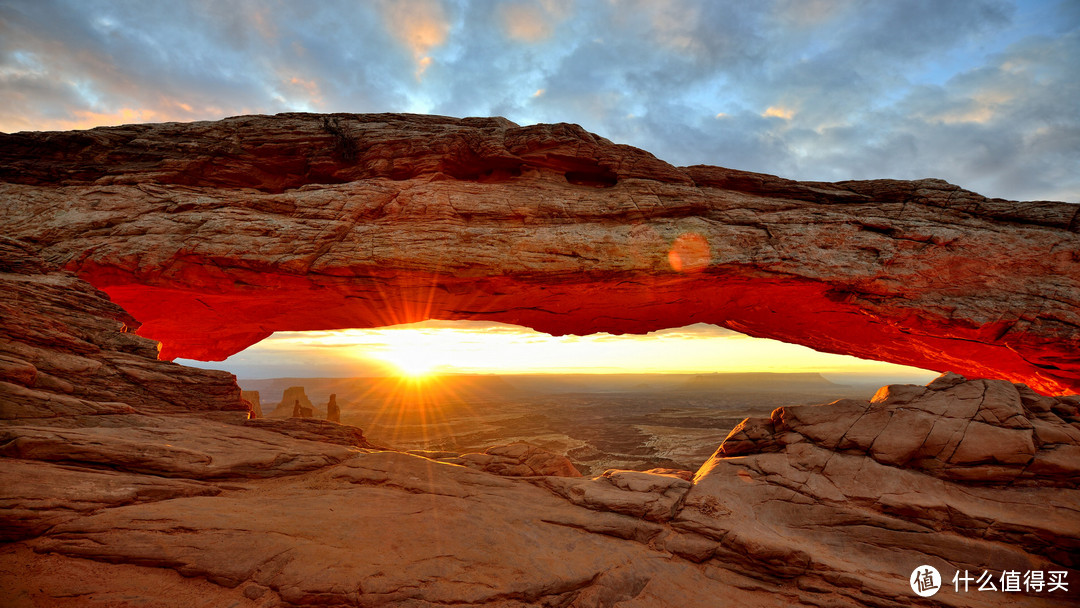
379, 349, 444, 379
393, 358, 438, 378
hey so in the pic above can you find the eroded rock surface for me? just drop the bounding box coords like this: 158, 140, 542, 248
0, 237, 246, 420
1, 114, 1078, 393
677, 373, 1080, 604
5, 373, 1079, 607
719, 372, 1080, 486
539, 468, 693, 522
1, 244, 1076, 606
453, 442, 584, 477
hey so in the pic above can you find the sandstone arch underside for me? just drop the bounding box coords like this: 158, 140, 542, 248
1, 113, 1077, 394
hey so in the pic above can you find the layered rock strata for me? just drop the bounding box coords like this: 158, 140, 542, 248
1, 114, 1077, 394
2, 115, 1079, 606
2, 237, 1078, 607
0, 237, 246, 420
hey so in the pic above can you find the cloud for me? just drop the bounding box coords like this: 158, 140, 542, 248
762, 106, 794, 119
375, 0, 451, 78
0, 0, 1075, 204
0, 0, 415, 131
771, 0, 858, 29
499, 0, 570, 42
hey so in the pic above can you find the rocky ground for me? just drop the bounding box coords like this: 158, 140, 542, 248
3, 237, 1079, 607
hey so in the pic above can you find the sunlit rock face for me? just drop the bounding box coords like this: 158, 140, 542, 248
1, 113, 1078, 394
2, 233, 1078, 606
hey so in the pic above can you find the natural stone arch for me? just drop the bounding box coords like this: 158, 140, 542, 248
1, 113, 1077, 394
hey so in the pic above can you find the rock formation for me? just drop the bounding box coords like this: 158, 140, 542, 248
666, 374, 1080, 605
0, 241, 372, 543
1, 114, 1077, 394
326, 394, 339, 423
0, 236, 247, 420
452, 442, 583, 477
242, 390, 262, 419
1, 236, 1078, 606
274, 386, 315, 418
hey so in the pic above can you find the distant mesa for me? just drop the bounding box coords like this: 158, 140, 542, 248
272, 386, 321, 419
685, 372, 840, 392
291, 399, 313, 418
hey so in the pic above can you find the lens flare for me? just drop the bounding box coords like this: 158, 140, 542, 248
668, 232, 711, 273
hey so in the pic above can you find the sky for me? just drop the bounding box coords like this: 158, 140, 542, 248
3, 0, 1075, 379
176, 321, 939, 381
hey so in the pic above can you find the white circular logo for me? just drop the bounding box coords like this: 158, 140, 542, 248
910, 565, 941, 597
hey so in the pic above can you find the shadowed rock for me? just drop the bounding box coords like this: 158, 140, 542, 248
241, 390, 262, 419
326, 393, 339, 423
0, 237, 246, 420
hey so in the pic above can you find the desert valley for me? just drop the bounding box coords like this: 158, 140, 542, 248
240, 372, 883, 475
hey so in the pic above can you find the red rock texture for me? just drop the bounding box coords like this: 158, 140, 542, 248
720, 371, 1080, 487
1, 113, 1078, 394
455, 442, 583, 477
678, 373, 1080, 602
0, 236, 247, 420
1, 240, 1078, 606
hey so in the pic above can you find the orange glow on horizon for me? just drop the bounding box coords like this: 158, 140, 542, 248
240, 320, 937, 380
387, 354, 440, 378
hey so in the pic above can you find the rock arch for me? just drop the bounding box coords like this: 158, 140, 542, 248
1, 113, 1077, 394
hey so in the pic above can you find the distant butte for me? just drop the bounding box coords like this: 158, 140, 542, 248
1, 113, 1077, 394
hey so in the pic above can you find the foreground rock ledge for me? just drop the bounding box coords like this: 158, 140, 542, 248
1, 113, 1078, 394
1, 241, 1079, 607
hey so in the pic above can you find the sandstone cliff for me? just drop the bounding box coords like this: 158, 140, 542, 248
2, 115, 1079, 606
0, 114, 1077, 394
0, 237, 246, 420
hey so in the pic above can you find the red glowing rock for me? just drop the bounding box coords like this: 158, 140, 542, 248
2, 233, 1078, 606
1, 113, 1077, 393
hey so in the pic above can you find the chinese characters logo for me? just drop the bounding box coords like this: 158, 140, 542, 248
910, 565, 941, 597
